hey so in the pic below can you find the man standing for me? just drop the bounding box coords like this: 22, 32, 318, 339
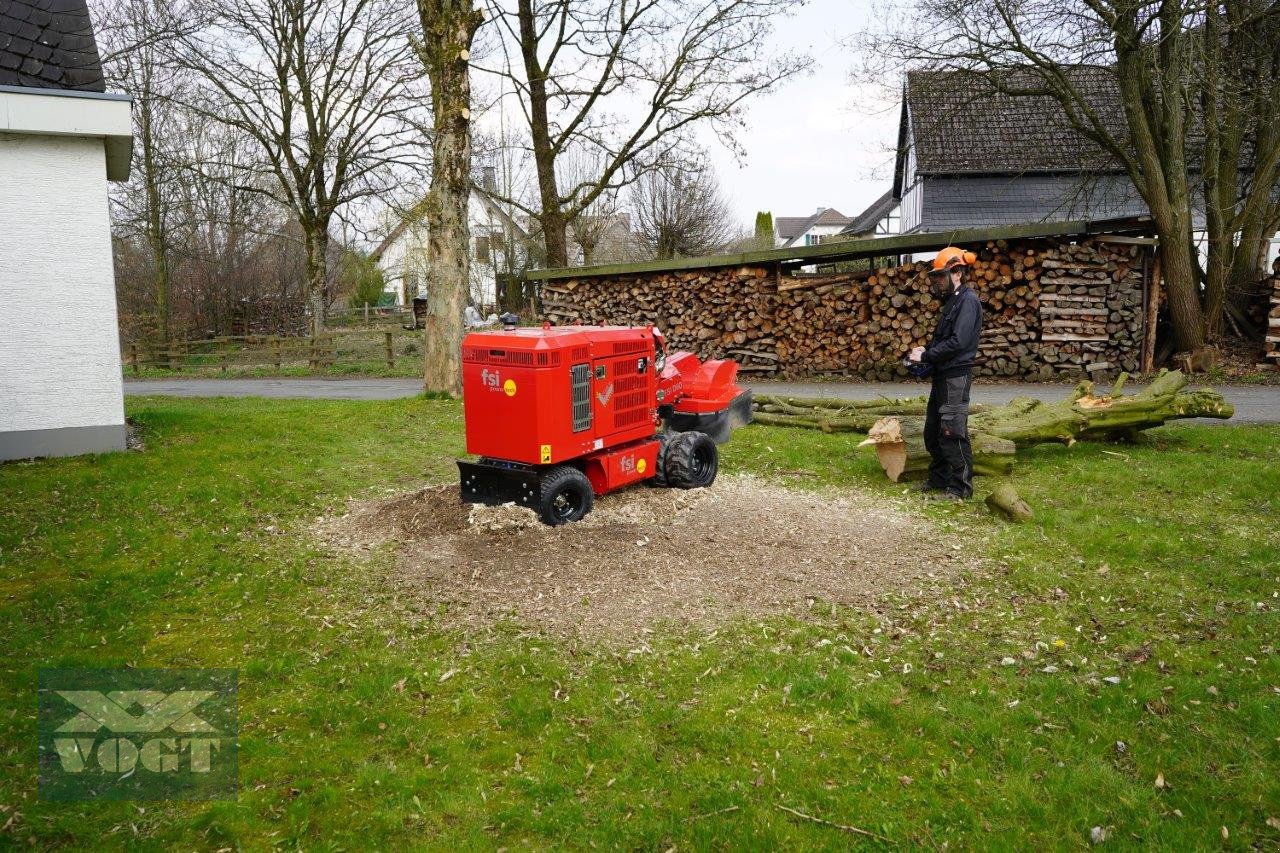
909, 247, 983, 500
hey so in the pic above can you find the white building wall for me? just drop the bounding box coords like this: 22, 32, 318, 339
377, 192, 506, 309
795, 223, 849, 246
0, 132, 126, 458
900, 183, 923, 233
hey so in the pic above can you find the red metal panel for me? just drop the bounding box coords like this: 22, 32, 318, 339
461, 325, 660, 466
666, 354, 744, 414
591, 351, 657, 442
581, 438, 660, 494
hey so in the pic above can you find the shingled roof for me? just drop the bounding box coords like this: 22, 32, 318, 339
0, 0, 104, 92
901, 66, 1127, 179
775, 208, 852, 246
841, 190, 897, 236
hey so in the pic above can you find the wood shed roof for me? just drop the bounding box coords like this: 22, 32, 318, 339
525, 217, 1152, 281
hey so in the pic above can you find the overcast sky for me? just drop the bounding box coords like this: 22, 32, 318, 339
702, 0, 902, 229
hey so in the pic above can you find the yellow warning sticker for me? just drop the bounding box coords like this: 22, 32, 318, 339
503, 379, 517, 397
636, 457, 647, 474
540, 444, 552, 463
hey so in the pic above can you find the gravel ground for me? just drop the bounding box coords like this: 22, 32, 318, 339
315, 477, 979, 639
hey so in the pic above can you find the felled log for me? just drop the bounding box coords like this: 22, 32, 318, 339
969, 369, 1233, 447
858, 370, 1232, 481
855, 418, 1017, 481
985, 483, 1033, 522
754, 393, 929, 411
753, 409, 917, 433
751, 394, 992, 431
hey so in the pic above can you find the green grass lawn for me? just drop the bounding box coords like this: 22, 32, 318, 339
2, 397, 1278, 849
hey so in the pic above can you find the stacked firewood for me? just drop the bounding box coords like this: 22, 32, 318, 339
540, 265, 780, 374
1036, 241, 1145, 377
773, 244, 1044, 380
1265, 268, 1280, 367
970, 245, 1041, 379
538, 237, 1147, 380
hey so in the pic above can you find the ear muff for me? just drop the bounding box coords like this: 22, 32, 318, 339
962, 251, 977, 266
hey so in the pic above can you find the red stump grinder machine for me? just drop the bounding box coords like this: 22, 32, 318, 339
458, 320, 753, 525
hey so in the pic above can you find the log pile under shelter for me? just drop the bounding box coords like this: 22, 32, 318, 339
1265, 268, 1280, 368
538, 233, 1150, 381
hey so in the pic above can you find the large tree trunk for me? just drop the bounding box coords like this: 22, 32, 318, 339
304, 226, 329, 336
516, 0, 569, 269
417, 0, 483, 395
1156, 235, 1205, 352
752, 394, 996, 433
746, 371, 1239, 484
139, 97, 171, 345
970, 370, 1232, 444
538, 206, 569, 269
1109, 26, 1205, 355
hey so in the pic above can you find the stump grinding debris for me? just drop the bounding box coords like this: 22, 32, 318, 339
315, 476, 976, 639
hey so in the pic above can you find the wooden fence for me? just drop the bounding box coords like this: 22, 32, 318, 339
325, 305, 416, 328
125, 329, 419, 374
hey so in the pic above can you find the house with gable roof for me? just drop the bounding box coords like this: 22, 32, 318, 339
774, 207, 853, 248
847, 67, 1151, 238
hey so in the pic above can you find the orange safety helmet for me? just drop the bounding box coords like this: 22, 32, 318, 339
930, 246, 977, 273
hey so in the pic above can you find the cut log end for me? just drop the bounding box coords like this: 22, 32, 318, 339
875, 441, 909, 482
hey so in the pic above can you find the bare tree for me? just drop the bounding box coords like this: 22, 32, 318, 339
558, 144, 623, 265
172, 0, 428, 334
172, 120, 295, 333
93, 0, 198, 343
863, 0, 1280, 354
474, 124, 543, 309
479, 0, 810, 267
1199, 2, 1280, 333
416, 0, 485, 394
630, 160, 736, 259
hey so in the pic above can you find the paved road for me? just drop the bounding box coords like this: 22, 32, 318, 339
125, 377, 427, 401
124, 377, 1279, 423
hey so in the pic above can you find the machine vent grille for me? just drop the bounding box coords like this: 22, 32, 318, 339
570, 346, 590, 360
611, 340, 649, 355
462, 347, 560, 367
614, 407, 651, 428
611, 369, 650, 429
570, 364, 592, 432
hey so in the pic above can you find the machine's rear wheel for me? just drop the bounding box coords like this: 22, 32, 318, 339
650, 431, 677, 487
664, 431, 718, 489
537, 466, 594, 525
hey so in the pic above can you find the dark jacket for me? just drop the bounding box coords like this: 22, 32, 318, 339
924, 285, 982, 378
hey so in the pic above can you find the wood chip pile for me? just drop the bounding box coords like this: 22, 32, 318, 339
539, 237, 1149, 380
